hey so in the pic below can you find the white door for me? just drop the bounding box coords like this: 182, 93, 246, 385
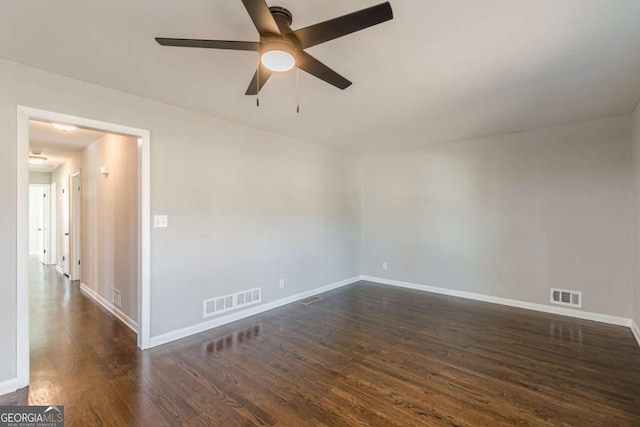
49, 182, 57, 266
61, 183, 70, 276
70, 172, 82, 281
39, 185, 50, 264
29, 186, 40, 255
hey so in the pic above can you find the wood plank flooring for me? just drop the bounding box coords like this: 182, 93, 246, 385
1, 257, 640, 425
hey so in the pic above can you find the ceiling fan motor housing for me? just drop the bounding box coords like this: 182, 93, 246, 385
269, 6, 293, 26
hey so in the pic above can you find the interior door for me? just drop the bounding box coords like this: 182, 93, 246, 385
37, 187, 45, 263
70, 172, 81, 281
61, 182, 70, 276
50, 182, 57, 266
39, 185, 51, 264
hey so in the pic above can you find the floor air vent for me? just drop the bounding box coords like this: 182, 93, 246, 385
203, 287, 262, 318
550, 288, 582, 308
300, 296, 323, 305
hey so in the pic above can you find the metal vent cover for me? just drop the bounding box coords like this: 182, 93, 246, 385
203, 287, 262, 318
550, 288, 582, 308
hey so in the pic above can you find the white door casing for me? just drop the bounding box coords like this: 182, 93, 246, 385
17, 105, 152, 392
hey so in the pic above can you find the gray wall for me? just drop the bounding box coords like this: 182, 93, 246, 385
0, 58, 361, 384
1, 54, 636, 388
28, 171, 51, 184
360, 115, 635, 317
634, 105, 640, 327
53, 134, 139, 323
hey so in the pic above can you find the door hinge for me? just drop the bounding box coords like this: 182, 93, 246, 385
43, 249, 46, 254
62, 256, 65, 261
78, 260, 81, 265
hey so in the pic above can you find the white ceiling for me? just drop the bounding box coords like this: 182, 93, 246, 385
29, 120, 106, 171
3, 0, 640, 154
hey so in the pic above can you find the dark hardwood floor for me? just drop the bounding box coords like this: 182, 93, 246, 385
2, 257, 640, 425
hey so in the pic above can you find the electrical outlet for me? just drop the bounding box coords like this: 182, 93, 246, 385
279, 279, 285, 289
382, 262, 388, 270
154, 215, 168, 228
112, 287, 122, 308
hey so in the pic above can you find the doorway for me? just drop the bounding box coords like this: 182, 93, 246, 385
16, 106, 151, 390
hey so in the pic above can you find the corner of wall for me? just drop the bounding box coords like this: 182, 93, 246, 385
355, 156, 364, 276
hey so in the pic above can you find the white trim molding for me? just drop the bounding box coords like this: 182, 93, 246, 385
0, 378, 20, 397
632, 320, 640, 348
16, 106, 152, 391
361, 276, 633, 328
16, 106, 30, 390
80, 283, 138, 333
149, 276, 361, 348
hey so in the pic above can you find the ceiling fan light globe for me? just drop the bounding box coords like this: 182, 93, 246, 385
261, 50, 295, 72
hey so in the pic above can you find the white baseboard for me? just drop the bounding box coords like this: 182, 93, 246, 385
632, 320, 640, 348
0, 378, 20, 397
55, 265, 63, 274
361, 276, 632, 328
149, 275, 361, 348
80, 283, 138, 333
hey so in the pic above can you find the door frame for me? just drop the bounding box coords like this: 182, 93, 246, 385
16, 106, 152, 389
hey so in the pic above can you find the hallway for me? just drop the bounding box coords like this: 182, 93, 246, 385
2, 256, 143, 418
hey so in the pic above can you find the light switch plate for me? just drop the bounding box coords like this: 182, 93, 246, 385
154, 215, 168, 228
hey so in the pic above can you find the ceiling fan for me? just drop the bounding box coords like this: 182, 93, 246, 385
155, 0, 393, 96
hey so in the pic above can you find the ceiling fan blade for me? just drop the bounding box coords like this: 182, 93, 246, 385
155, 38, 259, 51
245, 64, 274, 95
241, 0, 281, 37
292, 2, 393, 49
296, 52, 352, 90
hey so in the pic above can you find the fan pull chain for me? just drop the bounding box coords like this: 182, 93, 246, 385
296, 66, 300, 114
256, 53, 260, 107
